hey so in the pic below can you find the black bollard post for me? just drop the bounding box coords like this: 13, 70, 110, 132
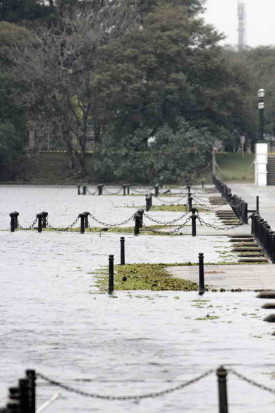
188, 194, 193, 211
198, 253, 205, 295
187, 184, 191, 195
145, 194, 152, 211
120, 237, 125, 265
217, 366, 228, 413
19, 379, 29, 413
26, 370, 36, 413
36, 213, 43, 233
201, 178, 205, 189
83, 212, 90, 229
77, 185, 81, 195
98, 184, 103, 195
83, 185, 87, 195
134, 211, 141, 235
123, 185, 127, 196
108, 254, 114, 294
9, 213, 15, 232
41, 212, 48, 229
7, 387, 20, 413
13, 212, 19, 229
191, 208, 197, 237
127, 185, 130, 195
137, 209, 144, 227
154, 186, 159, 197
78, 213, 85, 234
256, 195, 259, 212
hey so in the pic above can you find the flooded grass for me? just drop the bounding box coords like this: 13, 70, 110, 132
96, 263, 198, 291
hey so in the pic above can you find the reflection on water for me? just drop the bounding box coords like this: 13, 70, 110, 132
0, 186, 274, 412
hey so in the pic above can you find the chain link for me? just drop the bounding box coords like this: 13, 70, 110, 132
197, 214, 242, 231
103, 186, 123, 195
37, 369, 214, 401
230, 369, 275, 395
192, 196, 224, 212
18, 218, 38, 231
154, 195, 188, 205
47, 216, 80, 232
87, 188, 97, 195
144, 212, 189, 226
89, 212, 135, 228
143, 216, 192, 235
131, 187, 155, 194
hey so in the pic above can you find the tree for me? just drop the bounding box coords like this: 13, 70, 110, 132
10, 0, 137, 177
0, 22, 31, 170
92, 117, 213, 183
0, 0, 55, 24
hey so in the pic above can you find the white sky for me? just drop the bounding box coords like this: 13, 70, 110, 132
204, 0, 275, 48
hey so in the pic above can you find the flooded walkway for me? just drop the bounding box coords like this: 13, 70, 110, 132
167, 264, 275, 290
0, 185, 275, 412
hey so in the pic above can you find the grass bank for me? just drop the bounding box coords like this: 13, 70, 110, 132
196, 153, 254, 183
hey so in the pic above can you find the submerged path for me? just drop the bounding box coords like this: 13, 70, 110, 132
230, 183, 275, 230
167, 264, 275, 290
169, 182, 275, 289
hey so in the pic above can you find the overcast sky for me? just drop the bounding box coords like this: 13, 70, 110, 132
204, 0, 275, 48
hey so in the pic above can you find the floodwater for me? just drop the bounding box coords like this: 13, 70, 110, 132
0, 185, 275, 412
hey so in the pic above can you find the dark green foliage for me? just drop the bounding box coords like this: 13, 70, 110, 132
0, 0, 55, 23
92, 118, 213, 183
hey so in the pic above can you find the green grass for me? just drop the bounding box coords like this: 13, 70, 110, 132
96, 263, 198, 291
196, 153, 255, 184
214, 153, 254, 182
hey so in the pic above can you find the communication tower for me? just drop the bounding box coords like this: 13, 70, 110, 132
238, 1, 246, 51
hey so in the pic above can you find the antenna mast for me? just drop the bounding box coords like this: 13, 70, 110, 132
238, 1, 246, 51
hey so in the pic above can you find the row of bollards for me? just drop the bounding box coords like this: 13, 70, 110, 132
0, 370, 36, 413
9, 208, 202, 236
78, 184, 133, 196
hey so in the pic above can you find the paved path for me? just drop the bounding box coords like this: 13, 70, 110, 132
167, 183, 275, 289
230, 183, 275, 230
167, 264, 275, 290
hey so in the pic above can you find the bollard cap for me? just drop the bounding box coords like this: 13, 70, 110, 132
191, 208, 198, 214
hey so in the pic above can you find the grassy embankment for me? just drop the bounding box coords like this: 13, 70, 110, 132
196, 153, 254, 183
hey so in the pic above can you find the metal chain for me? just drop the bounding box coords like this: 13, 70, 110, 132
154, 195, 188, 205
192, 196, 224, 212
37, 369, 214, 401
47, 216, 80, 232
87, 188, 97, 195
131, 187, 155, 194
143, 212, 189, 225
197, 214, 242, 231
103, 186, 123, 195
230, 369, 275, 395
143, 216, 192, 235
18, 218, 38, 231
89, 212, 135, 228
